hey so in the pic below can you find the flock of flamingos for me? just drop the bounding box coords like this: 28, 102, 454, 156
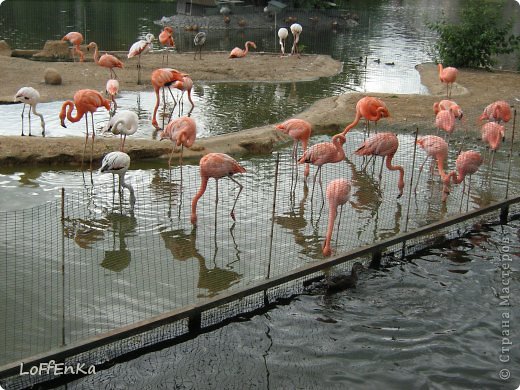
12, 25, 513, 257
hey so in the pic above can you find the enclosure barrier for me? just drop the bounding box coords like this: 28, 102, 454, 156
1, 192, 519, 389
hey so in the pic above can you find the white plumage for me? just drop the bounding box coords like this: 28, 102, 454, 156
14, 86, 46, 137
102, 110, 139, 152
278, 28, 289, 56
290, 23, 302, 56
99, 151, 136, 207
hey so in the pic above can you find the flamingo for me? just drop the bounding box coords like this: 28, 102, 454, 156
275, 118, 312, 177
191, 153, 246, 225
14, 87, 45, 137
479, 100, 512, 124
444, 150, 483, 206
194, 32, 206, 60
278, 28, 289, 56
481, 122, 504, 169
338, 96, 390, 137
415, 135, 449, 197
354, 132, 405, 198
59, 89, 111, 168
290, 23, 302, 57
435, 109, 456, 142
128, 33, 155, 84
433, 99, 463, 119
438, 64, 458, 98
105, 79, 119, 114
173, 75, 195, 112
159, 27, 175, 64
102, 110, 139, 152
87, 42, 124, 79
62, 32, 84, 62
151, 68, 188, 130
159, 115, 196, 187
298, 134, 346, 202
229, 41, 256, 58
99, 151, 136, 207
322, 178, 351, 257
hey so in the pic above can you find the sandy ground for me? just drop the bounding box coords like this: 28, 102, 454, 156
1, 50, 519, 167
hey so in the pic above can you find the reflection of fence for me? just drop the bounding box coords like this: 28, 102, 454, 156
1, 115, 519, 387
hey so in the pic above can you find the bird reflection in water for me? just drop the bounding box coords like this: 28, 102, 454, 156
100, 212, 137, 272
160, 227, 242, 298
150, 168, 183, 218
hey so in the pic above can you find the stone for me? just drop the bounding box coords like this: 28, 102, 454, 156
0, 40, 11, 56
44, 68, 62, 85
33, 40, 70, 61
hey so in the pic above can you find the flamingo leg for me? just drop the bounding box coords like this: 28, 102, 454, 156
310, 166, 320, 205
90, 112, 95, 170
82, 115, 89, 170
228, 175, 243, 222
466, 176, 472, 212
20, 104, 26, 136
180, 145, 184, 188
137, 55, 142, 85
414, 155, 430, 193
334, 204, 344, 250
28, 107, 33, 136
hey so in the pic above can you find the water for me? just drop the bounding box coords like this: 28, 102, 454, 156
69, 217, 520, 389
1, 0, 520, 385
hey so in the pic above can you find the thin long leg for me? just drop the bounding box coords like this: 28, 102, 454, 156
215, 179, 219, 224
137, 55, 142, 85
20, 104, 26, 136
28, 108, 32, 136
310, 167, 321, 205
82, 116, 89, 170
466, 176, 471, 212
228, 176, 243, 222
414, 155, 430, 193
90, 112, 95, 171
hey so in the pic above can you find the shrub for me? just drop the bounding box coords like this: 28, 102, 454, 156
428, 0, 520, 69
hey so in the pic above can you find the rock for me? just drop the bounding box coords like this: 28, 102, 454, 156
0, 40, 11, 56
44, 68, 62, 85
33, 40, 70, 61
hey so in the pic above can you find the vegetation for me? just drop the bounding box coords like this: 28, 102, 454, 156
428, 0, 520, 69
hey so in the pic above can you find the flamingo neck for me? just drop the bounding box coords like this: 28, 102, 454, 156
31, 104, 45, 128
93, 45, 100, 64
322, 206, 337, 256
386, 153, 405, 195
191, 176, 209, 225
341, 111, 362, 136
61, 101, 83, 123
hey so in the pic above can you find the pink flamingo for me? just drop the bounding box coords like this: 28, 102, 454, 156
59, 89, 111, 167
444, 150, 483, 206
322, 178, 351, 257
191, 153, 246, 225
438, 64, 458, 98
338, 96, 390, 137
105, 79, 119, 114
354, 132, 405, 198
87, 42, 124, 79
173, 75, 195, 112
479, 100, 512, 138
433, 99, 463, 119
62, 32, 84, 62
435, 109, 456, 142
159, 116, 197, 170
481, 122, 504, 169
128, 33, 155, 84
159, 27, 175, 64
415, 135, 450, 199
229, 41, 256, 58
275, 118, 312, 177
298, 134, 346, 202
151, 68, 188, 130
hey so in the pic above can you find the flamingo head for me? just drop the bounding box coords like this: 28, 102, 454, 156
164, 27, 173, 33
146, 33, 155, 43
378, 106, 390, 119
86, 42, 97, 52
332, 134, 346, 145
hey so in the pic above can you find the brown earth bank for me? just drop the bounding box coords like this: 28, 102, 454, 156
1, 50, 519, 168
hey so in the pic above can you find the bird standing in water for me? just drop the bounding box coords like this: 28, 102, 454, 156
338, 96, 390, 138
105, 79, 119, 115
159, 116, 197, 172
275, 118, 312, 178
14, 86, 45, 137
191, 153, 246, 225
99, 151, 136, 207
151, 68, 188, 130
322, 178, 351, 257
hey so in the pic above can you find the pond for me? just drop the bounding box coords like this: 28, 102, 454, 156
0, 0, 520, 387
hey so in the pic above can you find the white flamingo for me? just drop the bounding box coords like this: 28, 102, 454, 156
290, 23, 302, 57
128, 33, 155, 84
99, 151, 136, 207
14, 87, 45, 137
194, 32, 207, 60
278, 28, 289, 56
102, 110, 139, 152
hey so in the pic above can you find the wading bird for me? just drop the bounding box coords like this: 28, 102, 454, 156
438, 63, 458, 98
298, 134, 346, 202
105, 79, 119, 114
62, 32, 84, 62
443, 150, 482, 206
14, 86, 45, 137
99, 151, 135, 207
435, 109, 456, 142
173, 75, 195, 111
151, 68, 188, 129
275, 118, 312, 177
193, 31, 206, 60
159, 116, 197, 171
229, 41, 256, 58
128, 33, 155, 84
479, 100, 512, 124
290, 23, 302, 57
354, 132, 405, 198
338, 96, 390, 137
415, 135, 449, 195
433, 99, 463, 120
59, 89, 111, 168
159, 27, 175, 64
87, 42, 124, 79
191, 153, 246, 225
481, 121, 504, 169
278, 28, 289, 56
102, 110, 139, 152
322, 178, 351, 257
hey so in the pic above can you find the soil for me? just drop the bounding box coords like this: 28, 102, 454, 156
1, 49, 519, 168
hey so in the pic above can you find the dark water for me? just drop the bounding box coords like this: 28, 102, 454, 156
69, 218, 520, 389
